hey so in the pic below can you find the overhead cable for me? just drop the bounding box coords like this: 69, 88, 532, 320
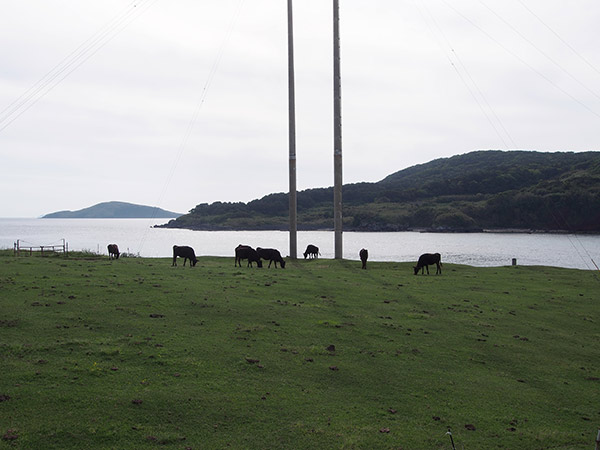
415, 2, 517, 148
0, 0, 159, 133
135, 0, 246, 254
480, 1, 600, 102
441, 0, 600, 120
516, 0, 600, 78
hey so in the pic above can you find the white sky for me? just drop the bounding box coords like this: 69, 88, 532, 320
1, 0, 599, 217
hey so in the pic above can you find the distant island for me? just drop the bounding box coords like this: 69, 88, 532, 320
157, 150, 600, 233
43, 201, 182, 219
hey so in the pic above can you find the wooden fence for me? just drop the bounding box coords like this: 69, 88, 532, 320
14, 239, 68, 256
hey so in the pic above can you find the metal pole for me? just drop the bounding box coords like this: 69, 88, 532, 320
288, 0, 298, 259
333, 0, 343, 259
447, 429, 456, 450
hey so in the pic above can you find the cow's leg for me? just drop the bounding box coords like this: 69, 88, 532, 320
172, 256, 177, 266
436, 262, 441, 274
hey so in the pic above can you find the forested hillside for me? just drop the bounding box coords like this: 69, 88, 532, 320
158, 150, 600, 232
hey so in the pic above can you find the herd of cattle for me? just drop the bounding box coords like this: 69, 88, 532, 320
107, 243, 443, 275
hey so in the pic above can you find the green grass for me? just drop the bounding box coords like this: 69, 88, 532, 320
0, 251, 598, 449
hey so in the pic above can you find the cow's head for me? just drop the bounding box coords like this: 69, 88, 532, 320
413, 266, 419, 275
280, 260, 286, 269
257, 260, 263, 268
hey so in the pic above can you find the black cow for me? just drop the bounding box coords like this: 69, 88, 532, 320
257, 247, 286, 268
303, 244, 320, 259
235, 244, 263, 268
172, 245, 198, 267
107, 244, 120, 260
359, 248, 368, 269
414, 252, 442, 275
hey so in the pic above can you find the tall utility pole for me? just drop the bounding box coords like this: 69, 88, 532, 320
287, 0, 297, 259
333, 0, 343, 259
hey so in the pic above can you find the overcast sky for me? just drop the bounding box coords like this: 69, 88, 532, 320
1, 0, 599, 218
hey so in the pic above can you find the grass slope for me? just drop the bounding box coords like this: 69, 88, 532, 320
0, 251, 599, 449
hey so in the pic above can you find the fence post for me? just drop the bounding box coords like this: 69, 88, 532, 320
595, 428, 600, 450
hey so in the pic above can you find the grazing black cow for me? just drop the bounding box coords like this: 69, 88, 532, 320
303, 244, 320, 259
235, 244, 263, 268
107, 244, 120, 260
172, 245, 198, 267
414, 252, 442, 275
359, 248, 368, 269
257, 247, 286, 268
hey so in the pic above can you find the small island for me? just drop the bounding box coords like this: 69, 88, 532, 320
43, 201, 182, 219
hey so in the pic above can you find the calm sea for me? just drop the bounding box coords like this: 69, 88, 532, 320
0, 218, 599, 270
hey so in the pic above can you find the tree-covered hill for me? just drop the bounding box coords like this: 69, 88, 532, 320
158, 150, 600, 232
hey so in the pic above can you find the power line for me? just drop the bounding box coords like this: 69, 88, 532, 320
415, 2, 517, 148
551, 209, 600, 274
136, 0, 246, 254
0, 0, 159, 133
516, 0, 600, 78
441, 0, 600, 120
479, 1, 600, 102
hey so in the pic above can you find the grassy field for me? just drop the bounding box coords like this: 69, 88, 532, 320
0, 250, 598, 449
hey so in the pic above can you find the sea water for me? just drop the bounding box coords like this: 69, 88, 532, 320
0, 218, 599, 270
